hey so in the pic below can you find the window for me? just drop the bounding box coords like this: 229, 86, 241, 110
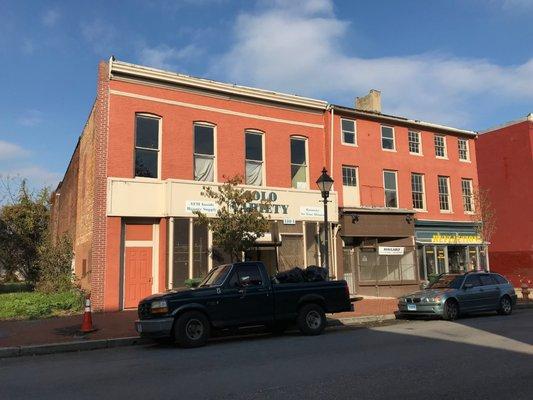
411, 173, 425, 210
381, 126, 395, 150
245, 131, 263, 186
341, 119, 357, 145
408, 131, 421, 154
342, 165, 357, 186
462, 178, 474, 213
480, 274, 497, 286
134, 115, 160, 178
233, 264, 263, 286
464, 274, 482, 287
383, 170, 398, 208
194, 124, 215, 181
458, 139, 469, 161
290, 137, 307, 189
492, 274, 508, 284
434, 135, 447, 158
438, 176, 451, 211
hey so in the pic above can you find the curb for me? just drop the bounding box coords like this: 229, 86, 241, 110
515, 302, 533, 309
330, 314, 396, 327
0, 336, 149, 359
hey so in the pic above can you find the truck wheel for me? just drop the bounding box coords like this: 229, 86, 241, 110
174, 311, 210, 348
297, 304, 326, 336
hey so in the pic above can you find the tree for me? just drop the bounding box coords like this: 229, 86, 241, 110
471, 186, 496, 244
194, 175, 271, 262
0, 179, 50, 284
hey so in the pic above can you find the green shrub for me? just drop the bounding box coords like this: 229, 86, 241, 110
184, 278, 203, 288
0, 290, 84, 320
35, 235, 76, 294
0, 282, 33, 294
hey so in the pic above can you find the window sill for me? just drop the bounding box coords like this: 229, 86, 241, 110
382, 148, 397, 152
341, 142, 358, 147
133, 176, 161, 182
409, 152, 423, 157
459, 159, 471, 163
464, 211, 475, 215
414, 209, 428, 213
435, 156, 448, 160
439, 210, 454, 214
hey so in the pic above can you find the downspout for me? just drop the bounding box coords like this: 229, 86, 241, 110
330, 106, 334, 175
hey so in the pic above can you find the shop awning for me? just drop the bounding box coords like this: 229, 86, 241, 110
415, 221, 483, 245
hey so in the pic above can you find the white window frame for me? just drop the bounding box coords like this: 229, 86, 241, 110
134, 113, 162, 180
434, 135, 448, 159
458, 138, 470, 162
438, 175, 452, 213
290, 136, 309, 189
244, 130, 266, 187
411, 173, 426, 211
342, 165, 358, 187
381, 125, 396, 152
383, 170, 399, 208
340, 118, 357, 147
461, 178, 475, 214
193, 121, 217, 183
408, 130, 422, 155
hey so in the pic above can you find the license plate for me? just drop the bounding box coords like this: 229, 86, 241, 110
407, 304, 417, 311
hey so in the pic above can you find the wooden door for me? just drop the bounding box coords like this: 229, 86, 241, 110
124, 247, 153, 309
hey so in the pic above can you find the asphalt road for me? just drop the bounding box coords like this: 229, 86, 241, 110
1, 310, 532, 400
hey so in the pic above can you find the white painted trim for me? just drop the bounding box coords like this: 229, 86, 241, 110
408, 130, 423, 156
458, 138, 470, 162
340, 118, 357, 147
168, 217, 174, 289
152, 223, 159, 293
111, 60, 328, 110
383, 170, 399, 209
188, 218, 193, 279
290, 136, 310, 190
244, 130, 266, 187
302, 221, 308, 267
125, 240, 153, 247
110, 89, 324, 129
434, 134, 448, 159
134, 113, 162, 179
411, 172, 427, 212
380, 125, 396, 151
193, 122, 217, 183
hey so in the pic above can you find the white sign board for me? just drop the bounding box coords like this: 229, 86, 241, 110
300, 206, 324, 217
378, 246, 405, 255
283, 218, 296, 225
185, 201, 217, 214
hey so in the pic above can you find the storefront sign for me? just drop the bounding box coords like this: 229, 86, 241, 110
431, 233, 482, 244
185, 201, 217, 214
283, 218, 296, 225
378, 246, 405, 255
300, 206, 324, 217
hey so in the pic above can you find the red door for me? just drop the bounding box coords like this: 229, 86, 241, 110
124, 247, 153, 309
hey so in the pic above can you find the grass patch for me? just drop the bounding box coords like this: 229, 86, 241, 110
0, 290, 84, 320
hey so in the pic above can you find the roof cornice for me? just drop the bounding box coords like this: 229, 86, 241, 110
331, 104, 477, 137
109, 59, 328, 111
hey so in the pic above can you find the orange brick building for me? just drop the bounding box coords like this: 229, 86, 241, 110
51, 59, 483, 310
476, 115, 533, 286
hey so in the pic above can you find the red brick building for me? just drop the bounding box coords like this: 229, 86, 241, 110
51, 59, 482, 309
476, 114, 533, 286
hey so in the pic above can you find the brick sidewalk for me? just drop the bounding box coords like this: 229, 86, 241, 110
0, 299, 398, 348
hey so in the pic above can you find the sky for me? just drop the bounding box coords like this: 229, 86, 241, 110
0, 0, 532, 190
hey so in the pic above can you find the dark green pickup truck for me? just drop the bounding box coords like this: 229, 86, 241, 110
135, 262, 353, 347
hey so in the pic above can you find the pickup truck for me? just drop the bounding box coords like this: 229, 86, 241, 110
135, 262, 353, 347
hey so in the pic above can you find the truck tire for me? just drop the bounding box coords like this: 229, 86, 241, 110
174, 311, 210, 348
297, 303, 326, 335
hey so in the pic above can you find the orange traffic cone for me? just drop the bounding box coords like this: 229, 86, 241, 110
80, 298, 97, 333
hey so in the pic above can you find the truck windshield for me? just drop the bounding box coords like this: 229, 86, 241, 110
199, 265, 231, 287
428, 274, 464, 289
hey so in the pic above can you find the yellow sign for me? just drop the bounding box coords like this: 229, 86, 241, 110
431, 233, 482, 244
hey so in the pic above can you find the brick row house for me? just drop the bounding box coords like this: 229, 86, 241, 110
51, 59, 482, 310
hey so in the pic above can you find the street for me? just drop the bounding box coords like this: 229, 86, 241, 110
1, 310, 532, 400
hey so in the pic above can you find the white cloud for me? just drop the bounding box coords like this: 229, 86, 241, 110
17, 110, 44, 127
3, 166, 61, 189
42, 9, 61, 27
214, 0, 533, 128
0, 140, 30, 161
138, 44, 202, 71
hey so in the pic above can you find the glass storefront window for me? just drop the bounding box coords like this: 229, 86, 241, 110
192, 222, 209, 279
425, 246, 436, 277
279, 234, 304, 270
448, 245, 466, 273
468, 246, 479, 271
172, 218, 190, 288
305, 222, 320, 266
436, 246, 447, 274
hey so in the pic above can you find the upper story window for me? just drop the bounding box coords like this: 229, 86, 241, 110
411, 173, 425, 210
381, 126, 395, 151
434, 135, 447, 158
438, 176, 451, 212
245, 131, 263, 186
342, 165, 357, 186
194, 123, 215, 182
458, 139, 470, 161
408, 131, 421, 154
383, 170, 398, 208
462, 178, 474, 213
290, 137, 308, 189
134, 115, 160, 179
341, 119, 357, 146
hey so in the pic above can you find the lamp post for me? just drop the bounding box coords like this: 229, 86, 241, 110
316, 167, 334, 275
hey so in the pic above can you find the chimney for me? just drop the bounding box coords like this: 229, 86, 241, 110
355, 89, 381, 113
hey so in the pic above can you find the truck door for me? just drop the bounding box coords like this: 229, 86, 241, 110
220, 263, 274, 326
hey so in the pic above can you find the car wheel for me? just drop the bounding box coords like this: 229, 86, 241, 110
443, 299, 459, 321
297, 304, 326, 336
497, 296, 513, 315
174, 311, 210, 348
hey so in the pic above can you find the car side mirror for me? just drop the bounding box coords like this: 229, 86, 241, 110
463, 283, 473, 290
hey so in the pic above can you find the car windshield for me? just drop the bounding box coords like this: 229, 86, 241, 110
199, 265, 232, 287
428, 274, 464, 289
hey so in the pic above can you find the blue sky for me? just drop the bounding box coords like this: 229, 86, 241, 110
0, 0, 531, 190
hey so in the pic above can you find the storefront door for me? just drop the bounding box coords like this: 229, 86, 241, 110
124, 247, 153, 309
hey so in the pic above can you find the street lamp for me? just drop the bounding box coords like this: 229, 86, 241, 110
316, 167, 334, 275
